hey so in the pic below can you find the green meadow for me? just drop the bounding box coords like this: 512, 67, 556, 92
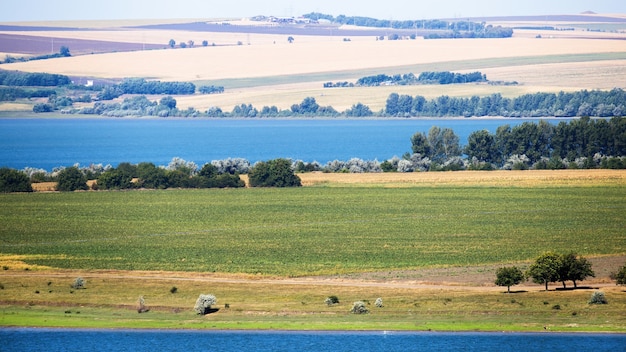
1, 185, 624, 276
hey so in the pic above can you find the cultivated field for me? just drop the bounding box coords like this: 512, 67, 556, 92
1, 171, 625, 331
1, 16, 626, 112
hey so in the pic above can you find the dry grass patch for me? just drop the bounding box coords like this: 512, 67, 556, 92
297, 170, 626, 187
0, 102, 34, 112
482, 59, 626, 90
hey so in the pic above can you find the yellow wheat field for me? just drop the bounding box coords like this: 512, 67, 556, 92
296, 169, 626, 187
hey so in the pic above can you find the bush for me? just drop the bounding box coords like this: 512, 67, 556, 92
194, 294, 217, 315
56, 166, 88, 192
71, 277, 85, 289
350, 301, 369, 314
375, 298, 384, 308
137, 296, 149, 313
588, 291, 607, 304
248, 158, 301, 187
0, 167, 33, 193
170, 286, 178, 294
325, 295, 340, 306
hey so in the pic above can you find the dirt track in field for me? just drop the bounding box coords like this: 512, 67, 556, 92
2, 254, 623, 292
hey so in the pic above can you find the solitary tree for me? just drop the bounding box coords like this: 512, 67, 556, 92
56, 166, 88, 192
495, 266, 525, 293
526, 252, 561, 291
168, 39, 176, 48
59, 46, 71, 57
287, 36, 295, 43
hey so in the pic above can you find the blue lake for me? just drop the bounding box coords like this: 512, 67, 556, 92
0, 117, 558, 171
2, 329, 625, 352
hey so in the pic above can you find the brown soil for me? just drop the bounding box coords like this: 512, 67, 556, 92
0, 33, 163, 56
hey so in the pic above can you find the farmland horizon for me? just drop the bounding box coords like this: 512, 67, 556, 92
2, 0, 624, 23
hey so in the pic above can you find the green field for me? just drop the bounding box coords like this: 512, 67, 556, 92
2, 185, 624, 276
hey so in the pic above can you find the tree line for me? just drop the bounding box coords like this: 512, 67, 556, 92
0, 70, 71, 87
2, 117, 624, 193
303, 12, 505, 32
46, 88, 626, 120
0, 46, 71, 64
384, 89, 626, 118
409, 117, 625, 170
325, 71, 487, 88
0, 157, 304, 192
494, 252, 626, 293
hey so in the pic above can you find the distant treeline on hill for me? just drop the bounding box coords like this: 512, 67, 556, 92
302, 12, 513, 38
0, 70, 71, 87
384, 89, 626, 118
95, 79, 223, 100
324, 71, 487, 88
0, 87, 56, 102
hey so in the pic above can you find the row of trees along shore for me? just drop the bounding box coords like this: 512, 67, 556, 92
1, 117, 625, 193
4, 68, 622, 119
37, 89, 626, 119
0, 157, 303, 192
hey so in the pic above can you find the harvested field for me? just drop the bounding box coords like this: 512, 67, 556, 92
3, 37, 624, 82
297, 169, 626, 187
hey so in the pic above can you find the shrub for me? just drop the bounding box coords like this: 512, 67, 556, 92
71, 277, 85, 289
375, 298, 384, 308
170, 286, 178, 294
588, 291, 607, 305
0, 167, 33, 193
350, 301, 369, 314
137, 296, 149, 313
552, 304, 561, 310
325, 295, 339, 306
194, 294, 217, 315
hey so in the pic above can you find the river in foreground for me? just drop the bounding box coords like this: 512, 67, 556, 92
2, 328, 625, 352
0, 117, 558, 171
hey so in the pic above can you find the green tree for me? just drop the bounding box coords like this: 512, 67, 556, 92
249, 158, 301, 187
558, 252, 595, 289
615, 263, 626, 285
136, 162, 168, 189
59, 46, 71, 57
159, 96, 177, 109
526, 252, 561, 291
495, 266, 525, 293
97, 164, 134, 190
0, 167, 33, 193
428, 126, 461, 164
56, 166, 88, 192
465, 129, 498, 163
410, 131, 431, 156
